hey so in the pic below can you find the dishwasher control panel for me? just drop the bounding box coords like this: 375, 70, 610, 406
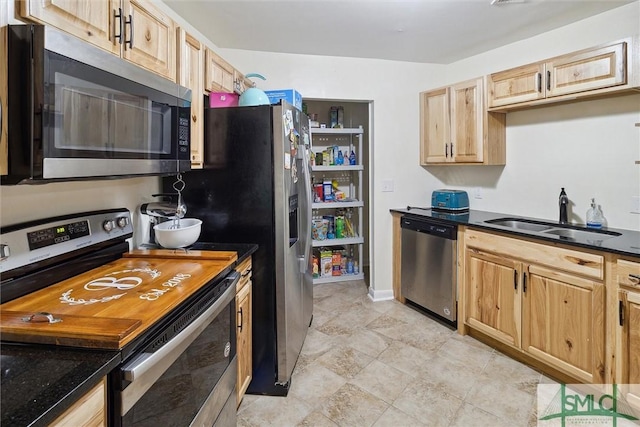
401, 217, 457, 240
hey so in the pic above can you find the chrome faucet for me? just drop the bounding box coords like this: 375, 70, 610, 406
559, 188, 569, 224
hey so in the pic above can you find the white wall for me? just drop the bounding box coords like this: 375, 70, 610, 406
219, 2, 640, 298
0, 177, 164, 246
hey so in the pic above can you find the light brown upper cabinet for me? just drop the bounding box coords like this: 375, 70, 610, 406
19, 0, 176, 81
205, 48, 235, 93
488, 39, 630, 109
420, 77, 506, 165
177, 28, 204, 169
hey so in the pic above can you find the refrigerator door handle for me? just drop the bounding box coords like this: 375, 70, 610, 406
298, 144, 313, 274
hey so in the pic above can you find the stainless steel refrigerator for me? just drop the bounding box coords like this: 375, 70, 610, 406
168, 101, 313, 396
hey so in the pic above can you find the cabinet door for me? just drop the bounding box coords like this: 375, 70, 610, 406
20, 0, 120, 55
419, 87, 449, 164
546, 41, 626, 98
178, 29, 204, 169
488, 62, 545, 107
205, 49, 235, 93
465, 248, 521, 347
236, 279, 252, 407
619, 290, 640, 412
450, 78, 483, 163
522, 265, 605, 384
121, 0, 176, 81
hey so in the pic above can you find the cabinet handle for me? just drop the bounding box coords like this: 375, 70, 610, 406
514, 270, 518, 291
124, 14, 134, 49
445, 143, 448, 158
536, 72, 542, 93
629, 274, 640, 285
546, 70, 551, 92
523, 272, 527, 293
450, 143, 453, 157
241, 269, 252, 278
238, 307, 243, 331
114, 8, 124, 45
619, 300, 624, 326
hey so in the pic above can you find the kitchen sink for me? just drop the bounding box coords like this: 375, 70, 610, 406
485, 217, 622, 241
542, 227, 621, 240
484, 218, 555, 232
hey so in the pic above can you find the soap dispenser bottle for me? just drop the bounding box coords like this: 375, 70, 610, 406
586, 198, 605, 229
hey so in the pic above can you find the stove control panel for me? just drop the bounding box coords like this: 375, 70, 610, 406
0, 209, 134, 274
27, 219, 91, 250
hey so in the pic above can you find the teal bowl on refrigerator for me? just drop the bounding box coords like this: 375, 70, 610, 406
431, 190, 469, 211
238, 73, 271, 106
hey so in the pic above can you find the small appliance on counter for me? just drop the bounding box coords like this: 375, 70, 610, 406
431, 189, 469, 213
138, 174, 203, 249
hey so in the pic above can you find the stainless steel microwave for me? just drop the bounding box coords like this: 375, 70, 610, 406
2, 24, 191, 185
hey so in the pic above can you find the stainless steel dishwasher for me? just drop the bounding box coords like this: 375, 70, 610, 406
400, 216, 457, 325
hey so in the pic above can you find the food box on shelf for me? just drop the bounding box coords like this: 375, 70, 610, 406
332, 251, 342, 276
209, 92, 239, 108
320, 249, 333, 277
264, 89, 303, 110
312, 253, 320, 278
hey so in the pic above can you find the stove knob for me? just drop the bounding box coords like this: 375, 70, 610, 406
102, 220, 115, 232
0, 244, 10, 260
116, 217, 129, 229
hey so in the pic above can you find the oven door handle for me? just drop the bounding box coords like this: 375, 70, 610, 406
120, 271, 239, 416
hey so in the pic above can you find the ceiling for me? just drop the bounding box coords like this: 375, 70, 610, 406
163, 0, 636, 64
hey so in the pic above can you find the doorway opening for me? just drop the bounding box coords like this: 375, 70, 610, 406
303, 99, 372, 287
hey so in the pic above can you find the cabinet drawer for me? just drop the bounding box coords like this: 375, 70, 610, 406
464, 229, 604, 280
235, 258, 252, 292
618, 259, 640, 290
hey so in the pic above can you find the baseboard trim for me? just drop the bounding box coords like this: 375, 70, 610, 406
368, 287, 394, 302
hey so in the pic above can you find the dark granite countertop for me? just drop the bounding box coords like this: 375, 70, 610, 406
0, 343, 120, 427
391, 208, 640, 257
0, 242, 257, 426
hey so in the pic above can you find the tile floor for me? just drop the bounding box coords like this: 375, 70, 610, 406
237, 280, 552, 427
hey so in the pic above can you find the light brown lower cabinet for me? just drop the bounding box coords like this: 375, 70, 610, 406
463, 228, 606, 384
49, 377, 106, 427
617, 256, 640, 412
235, 257, 253, 407
618, 290, 640, 412
522, 265, 605, 384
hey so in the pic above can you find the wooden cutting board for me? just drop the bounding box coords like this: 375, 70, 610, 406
0, 256, 235, 349
124, 249, 238, 262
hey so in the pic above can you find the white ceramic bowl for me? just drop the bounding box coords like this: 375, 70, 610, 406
154, 218, 202, 248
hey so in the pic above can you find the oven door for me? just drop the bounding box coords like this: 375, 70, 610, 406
115, 272, 238, 427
